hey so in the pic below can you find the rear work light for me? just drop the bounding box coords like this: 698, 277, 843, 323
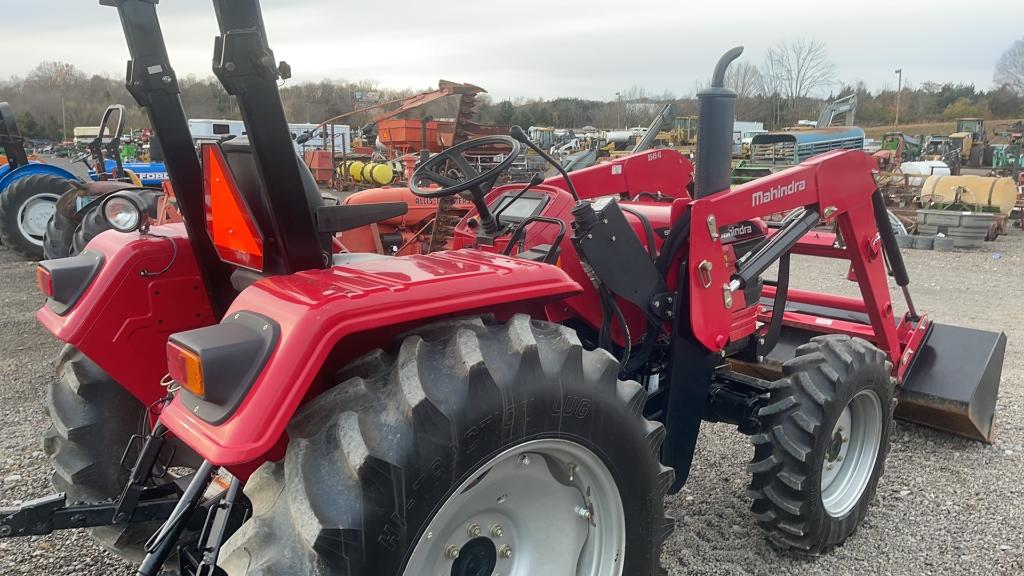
201, 142, 264, 272
103, 195, 142, 232
168, 341, 205, 398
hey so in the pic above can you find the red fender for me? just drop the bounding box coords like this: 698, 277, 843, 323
37, 224, 216, 408
158, 250, 582, 466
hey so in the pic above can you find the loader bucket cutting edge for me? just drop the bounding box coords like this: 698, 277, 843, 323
895, 322, 1006, 443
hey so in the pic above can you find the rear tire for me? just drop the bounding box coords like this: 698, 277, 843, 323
220, 315, 675, 575
42, 346, 176, 566
0, 174, 71, 259
747, 334, 895, 554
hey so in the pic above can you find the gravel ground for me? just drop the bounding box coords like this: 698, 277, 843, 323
665, 230, 1024, 576
0, 217, 1021, 574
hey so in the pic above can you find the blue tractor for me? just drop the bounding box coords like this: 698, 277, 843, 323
0, 102, 168, 259
91, 158, 167, 186
0, 102, 80, 258
44, 104, 171, 258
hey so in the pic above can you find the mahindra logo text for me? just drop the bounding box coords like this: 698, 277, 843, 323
751, 179, 806, 207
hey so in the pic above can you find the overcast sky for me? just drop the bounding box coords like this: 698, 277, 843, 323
4, 0, 1019, 100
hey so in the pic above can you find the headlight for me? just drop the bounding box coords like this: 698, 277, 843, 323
101, 194, 143, 232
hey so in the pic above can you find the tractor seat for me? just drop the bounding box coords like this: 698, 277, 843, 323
220, 136, 407, 251
218, 137, 407, 292
220, 136, 329, 248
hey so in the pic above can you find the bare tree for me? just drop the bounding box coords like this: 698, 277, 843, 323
995, 37, 1024, 95
725, 62, 764, 98
762, 38, 835, 101
760, 49, 786, 126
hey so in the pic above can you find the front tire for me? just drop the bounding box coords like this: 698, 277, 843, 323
747, 334, 895, 554
220, 315, 674, 575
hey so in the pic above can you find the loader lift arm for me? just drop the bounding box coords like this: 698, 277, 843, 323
630, 102, 674, 154
103, 0, 234, 316
817, 93, 858, 127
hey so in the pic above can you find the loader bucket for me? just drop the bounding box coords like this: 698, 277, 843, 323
896, 322, 1006, 443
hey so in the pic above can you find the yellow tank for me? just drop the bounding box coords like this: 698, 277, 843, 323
346, 160, 366, 182
920, 175, 1017, 214
360, 162, 394, 186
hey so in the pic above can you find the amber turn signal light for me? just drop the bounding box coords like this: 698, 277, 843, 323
167, 341, 205, 398
36, 266, 53, 298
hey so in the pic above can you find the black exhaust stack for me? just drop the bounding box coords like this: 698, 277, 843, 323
695, 47, 743, 199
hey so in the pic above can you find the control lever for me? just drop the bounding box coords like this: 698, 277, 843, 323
510, 125, 580, 202
493, 173, 544, 228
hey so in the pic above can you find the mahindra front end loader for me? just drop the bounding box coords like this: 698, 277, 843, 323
0, 1, 1006, 575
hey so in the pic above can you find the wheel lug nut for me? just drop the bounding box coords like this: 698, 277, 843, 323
490, 524, 504, 538
499, 544, 513, 559
467, 523, 481, 538
445, 545, 460, 560
576, 506, 593, 521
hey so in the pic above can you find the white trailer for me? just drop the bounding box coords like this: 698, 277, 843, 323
288, 123, 351, 154
732, 121, 765, 155
186, 119, 350, 153
187, 119, 246, 140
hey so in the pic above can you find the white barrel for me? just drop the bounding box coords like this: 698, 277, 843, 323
899, 161, 950, 186
605, 130, 633, 144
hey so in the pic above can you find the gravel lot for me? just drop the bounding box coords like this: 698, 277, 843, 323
0, 216, 1021, 574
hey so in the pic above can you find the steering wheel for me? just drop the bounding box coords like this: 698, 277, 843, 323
409, 136, 521, 199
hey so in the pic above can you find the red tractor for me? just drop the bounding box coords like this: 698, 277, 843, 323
1, 2, 1006, 576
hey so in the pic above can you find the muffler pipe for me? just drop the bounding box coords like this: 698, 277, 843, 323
695, 47, 743, 199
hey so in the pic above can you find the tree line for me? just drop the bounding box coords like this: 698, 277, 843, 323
2, 36, 1023, 142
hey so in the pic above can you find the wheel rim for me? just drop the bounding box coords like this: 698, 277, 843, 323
406, 438, 625, 576
820, 389, 883, 518
16, 192, 59, 246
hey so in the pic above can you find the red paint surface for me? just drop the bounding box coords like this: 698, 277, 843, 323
37, 224, 216, 408
158, 250, 580, 465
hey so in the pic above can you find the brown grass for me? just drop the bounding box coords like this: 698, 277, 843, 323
862, 119, 1024, 142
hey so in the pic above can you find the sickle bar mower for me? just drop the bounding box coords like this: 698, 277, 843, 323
0, 1, 1006, 574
